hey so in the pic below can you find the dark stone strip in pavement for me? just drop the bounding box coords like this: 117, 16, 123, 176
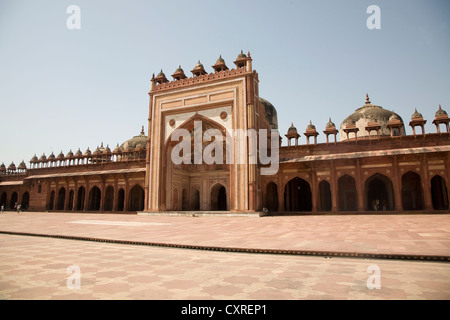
1, 230, 449, 263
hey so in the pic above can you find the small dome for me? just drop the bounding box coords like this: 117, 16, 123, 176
30, 154, 38, 162
8, 162, 16, 171
39, 153, 47, 161
156, 70, 166, 78
48, 152, 56, 160
191, 60, 207, 76
326, 118, 336, 128
237, 50, 247, 59
436, 105, 448, 118
306, 121, 316, 131
172, 65, 187, 80
288, 123, 297, 132
66, 150, 74, 158
154, 70, 168, 84
212, 55, 229, 72
18, 161, 27, 170
194, 61, 204, 69
216, 55, 225, 64
57, 151, 65, 160
75, 148, 83, 157
412, 108, 423, 120
0, 163, 6, 172
389, 111, 402, 122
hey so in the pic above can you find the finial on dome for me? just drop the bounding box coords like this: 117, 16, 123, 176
141, 126, 145, 135
366, 93, 371, 104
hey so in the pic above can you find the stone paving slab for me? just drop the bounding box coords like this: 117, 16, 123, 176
0, 212, 449, 259
1, 234, 449, 300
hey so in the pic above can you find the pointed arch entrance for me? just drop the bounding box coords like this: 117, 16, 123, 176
48, 191, 54, 211
57, 188, 66, 210
265, 182, 279, 212
129, 184, 144, 211
163, 115, 230, 211
338, 175, 357, 211
284, 177, 312, 212
318, 180, 332, 212
431, 176, 449, 210
1, 192, 6, 209
364, 173, 395, 211
88, 186, 101, 211
401, 171, 423, 210
104, 186, 114, 211
76, 187, 85, 211
211, 183, 227, 211
21, 192, 30, 210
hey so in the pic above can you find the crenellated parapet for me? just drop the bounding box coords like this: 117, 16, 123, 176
150, 52, 256, 93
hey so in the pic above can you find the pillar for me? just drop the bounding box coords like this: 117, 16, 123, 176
330, 161, 338, 213
392, 156, 403, 211
355, 159, 364, 212
421, 155, 433, 211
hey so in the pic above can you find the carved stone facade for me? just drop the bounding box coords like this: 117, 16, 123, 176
1, 53, 449, 214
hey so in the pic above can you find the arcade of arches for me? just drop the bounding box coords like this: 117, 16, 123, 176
45, 183, 144, 212
263, 170, 449, 213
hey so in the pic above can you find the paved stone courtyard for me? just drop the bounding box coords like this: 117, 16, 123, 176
0, 212, 449, 300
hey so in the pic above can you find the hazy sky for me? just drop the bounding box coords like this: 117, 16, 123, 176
1, 0, 449, 167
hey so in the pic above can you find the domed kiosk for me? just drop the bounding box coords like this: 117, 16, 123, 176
340, 94, 406, 141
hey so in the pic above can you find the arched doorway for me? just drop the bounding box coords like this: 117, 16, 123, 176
211, 184, 227, 211
104, 186, 114, 211
57, 188, 66, 210
129, 184, 144, 211
431, 175, 449, 210
1, 192, 7, 209
364, 174, 395, 211
163, 115, 230, 212
76, 187, 85, 211
88, 186, 101, 211
48, 191, 55, 211
117, 188, 125, 211
338, 175, 357, 211
402, 171, 423, 210
265, 182, 279, 212
318, 180, 332, 212
284, 177, 312, 212
21, 192, 30, 210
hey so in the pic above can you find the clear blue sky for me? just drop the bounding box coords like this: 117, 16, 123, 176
1, 0, 449, 167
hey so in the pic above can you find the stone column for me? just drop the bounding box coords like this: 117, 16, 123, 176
355, 159, 365, 212
392, 156, 403, 211
421, 155, 433, 211
311, 166, 317, 213
330, 161, 338, 213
